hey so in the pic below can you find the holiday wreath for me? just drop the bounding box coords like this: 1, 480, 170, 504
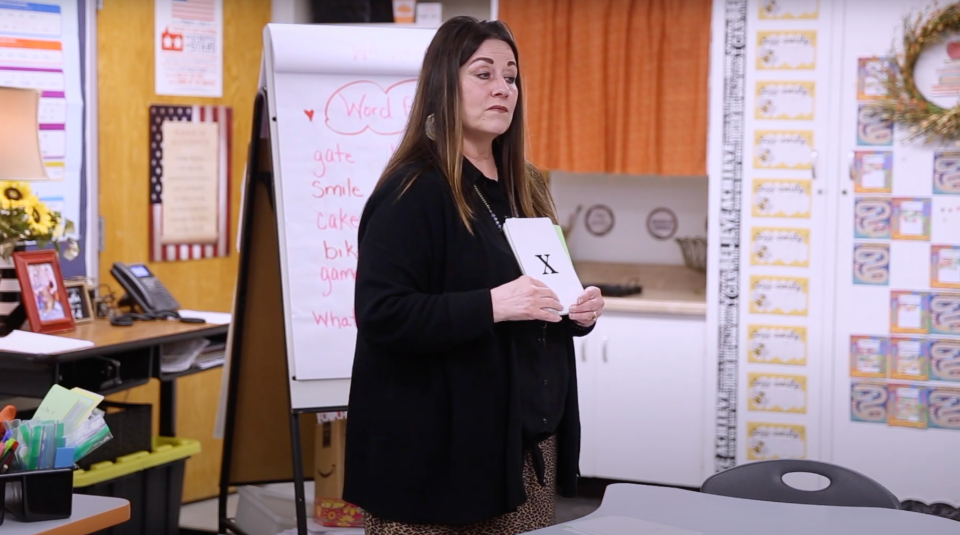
879, 2, 960, 143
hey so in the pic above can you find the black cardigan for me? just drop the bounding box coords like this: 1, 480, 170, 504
342, 159, 592, 525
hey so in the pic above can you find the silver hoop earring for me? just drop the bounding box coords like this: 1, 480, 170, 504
425, 114, 436, 140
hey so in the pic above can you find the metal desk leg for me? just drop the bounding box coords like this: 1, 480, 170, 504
160, 379, 176, 437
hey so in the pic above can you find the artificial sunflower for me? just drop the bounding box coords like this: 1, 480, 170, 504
27, 200, 53, 236
0, 181, 34, 210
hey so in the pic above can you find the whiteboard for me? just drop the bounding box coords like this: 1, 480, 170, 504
262, 23, 436, 409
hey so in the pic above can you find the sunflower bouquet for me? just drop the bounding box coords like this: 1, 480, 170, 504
0, 181, 79, 261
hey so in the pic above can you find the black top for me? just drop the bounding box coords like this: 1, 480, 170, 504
343, 157, 593, 525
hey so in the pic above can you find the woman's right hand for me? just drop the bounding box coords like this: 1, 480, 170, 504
491, 276, 563, 323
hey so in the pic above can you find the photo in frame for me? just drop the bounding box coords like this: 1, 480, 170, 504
12, 250, 75, 334
64, 280, 94, 324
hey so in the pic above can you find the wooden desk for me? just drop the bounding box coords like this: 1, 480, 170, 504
0, 318, 229, 436
2, 495, 130, 535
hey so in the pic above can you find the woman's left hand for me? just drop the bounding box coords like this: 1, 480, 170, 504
569, 286, 605, 327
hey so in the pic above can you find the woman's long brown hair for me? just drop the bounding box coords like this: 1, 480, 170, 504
373, 16, 557, 232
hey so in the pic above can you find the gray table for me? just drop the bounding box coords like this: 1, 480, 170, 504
530, 484, 959, 535
2, 494, 129, 534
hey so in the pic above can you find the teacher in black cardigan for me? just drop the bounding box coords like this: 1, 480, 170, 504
343, 16, 605, 535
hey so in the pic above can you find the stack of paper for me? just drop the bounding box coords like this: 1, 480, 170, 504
502, 217, 584, 315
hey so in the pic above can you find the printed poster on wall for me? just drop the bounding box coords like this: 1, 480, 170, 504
758, 0, 819, 20
754, 131, 814, 169
752, 179, 812, 218
756, 31, 817, 70
749, 276, 809, 315
755, 81, 815, 120
746, 422, 806, 460
748, 373, 808, 413
155, 0, 224, 97
747, 325, 808, 365
751, 227, 810, 266
0, 1, 84, 253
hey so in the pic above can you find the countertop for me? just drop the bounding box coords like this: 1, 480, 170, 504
575, 261, 707, 316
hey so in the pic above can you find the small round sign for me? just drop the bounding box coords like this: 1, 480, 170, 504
584, 205, 615, 237
647, 207, 678, 240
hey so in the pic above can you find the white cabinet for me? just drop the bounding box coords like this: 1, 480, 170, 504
576, 311, 706, 488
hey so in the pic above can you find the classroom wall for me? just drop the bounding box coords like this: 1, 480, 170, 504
97, 0, 271, 502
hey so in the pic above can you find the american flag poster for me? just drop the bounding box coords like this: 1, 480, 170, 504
155, 0, 223, 97
149, 105, 232, 262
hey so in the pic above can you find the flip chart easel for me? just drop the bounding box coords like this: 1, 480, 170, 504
218, 23, 436, 535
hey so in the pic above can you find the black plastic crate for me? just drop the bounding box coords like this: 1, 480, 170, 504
75, 457, 186, 535
78, 401, 152, 470
0, 467, 74, 525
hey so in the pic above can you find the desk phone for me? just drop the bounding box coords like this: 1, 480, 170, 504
110, 262, 180, 313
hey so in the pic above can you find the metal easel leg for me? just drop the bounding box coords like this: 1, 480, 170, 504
291, 411, 308, 535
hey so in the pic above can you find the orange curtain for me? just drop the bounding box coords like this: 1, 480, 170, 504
500, 0, 711, 176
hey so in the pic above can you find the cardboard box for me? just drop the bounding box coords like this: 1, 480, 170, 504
314, 418, 362, 527
314, 419, 346, 500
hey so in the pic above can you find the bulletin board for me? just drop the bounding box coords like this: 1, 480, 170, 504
0, 0, 91, 277
707, 0, 960, 510
830, 0, 960, 508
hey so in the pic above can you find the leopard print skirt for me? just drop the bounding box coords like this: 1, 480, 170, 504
363, 435, 558, 535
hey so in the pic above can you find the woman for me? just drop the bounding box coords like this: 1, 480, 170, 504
344, 16, 605, 534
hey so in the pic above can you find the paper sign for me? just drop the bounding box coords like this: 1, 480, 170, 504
747, 422, 806, 460
155, 0, 224, 97
747, 325, 807, 365
748, 373, 807, 413
928, 387, 960, 430
930, 339, 960, 382
934, 151, 960, 195
754, 130, 814, 169
858, 57, 896, 100
857, 103, 894, 146
749, 276, 809, 315
755, 81, 815, 120
889, 337, 929, 381
930, 292, 960, 335
160, 121, 220, 244
888, 385, 928, 428
853, 243, 890, 286
890, 291, 929, 334
854, 198, 892, 239
850, 335, 888, 378
752, 179, 812, 218
853, 151, 892, 193
891, 198, 931, 240
851, 382, 889, 423
759, 0, 819, 19
932, 246, 960, 289
503, 217, 584, 315
750, 227, 810, 266
757, 31, 817, 70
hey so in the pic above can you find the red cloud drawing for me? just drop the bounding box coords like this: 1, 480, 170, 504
324, 79, 417, 136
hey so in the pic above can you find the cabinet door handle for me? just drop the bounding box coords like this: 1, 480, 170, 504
580, 339, 586, 362
602, 336, 608, 363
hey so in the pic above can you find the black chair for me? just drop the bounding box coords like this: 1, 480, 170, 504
700, 459, 901, 509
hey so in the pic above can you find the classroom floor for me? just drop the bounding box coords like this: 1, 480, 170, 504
179, 486, 602, 533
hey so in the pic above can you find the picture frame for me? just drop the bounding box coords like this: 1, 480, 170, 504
13, 250, 75, 334
64, 279, 94, 324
